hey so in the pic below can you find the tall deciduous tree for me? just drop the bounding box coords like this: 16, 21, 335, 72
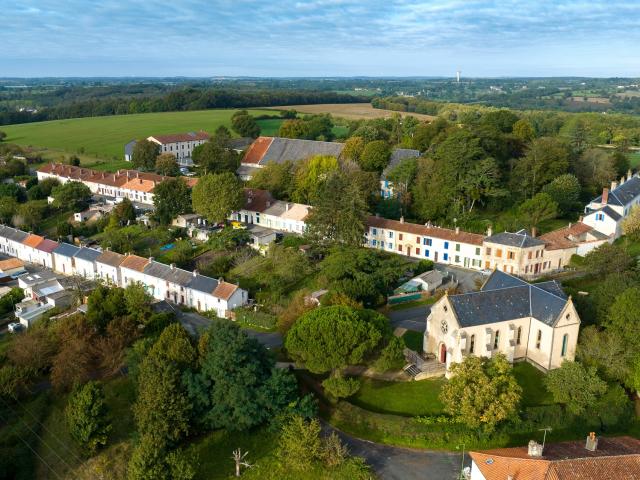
622, 205, 640, 240
440, 354, 521, 432
153, 178, 192, 225
231, 111, 260, 138
51, 181, 92, 210
292, 155, 339, 204
341, 136, 366, 163
544, 361, 607, 416
583, 243, 634, 276
305, 171, 368, 247
517, 192, 558, 228
359, 140, 391, 172
192, 172, 243, 223
192, 140, 239, 174
65, 381, 112, 455
512, 119, 535, 142
248, 160, 295, 200
155, 153, 180, 176
132, 139, 160, 171
574, 148, 617, 197
606, 286, 640, 351
541, 174, 581, 215
513, 137, 571, 198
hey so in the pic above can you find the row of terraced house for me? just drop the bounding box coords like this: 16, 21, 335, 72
0, 226, 248, 318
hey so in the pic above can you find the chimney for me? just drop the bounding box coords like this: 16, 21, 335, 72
455, 226, 460, 234
585, 432, 598, 452
266, 201, 271, 208
568, 222, 572, 229
531, 227, 537, 238
149, 257, 154, 262
602, 187, 609, 205
487, 226, 493, 237
285, 203, 290, 211
579, 215, 584, 222
375, 212, 380, 218
611, 180, 618, 190
192, 269, 198, 277
527, 440, 544, 457
628, 169, 633, 179
620, 176, 625, 186
400, 216, 405, 224
170, 263, 175, 270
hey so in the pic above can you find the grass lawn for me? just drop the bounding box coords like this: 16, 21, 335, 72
255, 118, 284, 136
387, 296, 437, 312
2, 108, 276, 171
512, 362, 553, 407
630, 152, 640, 169
402, 330, 423, 351
349, 377, 446, 417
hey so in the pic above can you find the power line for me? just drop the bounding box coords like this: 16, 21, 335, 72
0, 397, 78, 475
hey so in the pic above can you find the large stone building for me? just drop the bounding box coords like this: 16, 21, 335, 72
424, 270, 580, 375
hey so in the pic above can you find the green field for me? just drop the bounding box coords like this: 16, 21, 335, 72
2, 108, 280, 169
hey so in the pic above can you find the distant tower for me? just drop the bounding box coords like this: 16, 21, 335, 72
456, 70, 461, 83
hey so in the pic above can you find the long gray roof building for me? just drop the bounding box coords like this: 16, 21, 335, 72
484, 229, 545, 248
448, 270, 569, 328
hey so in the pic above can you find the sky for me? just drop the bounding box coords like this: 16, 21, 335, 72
1, 0, 639, 78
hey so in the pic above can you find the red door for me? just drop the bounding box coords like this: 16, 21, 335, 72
439, 344, 447, 363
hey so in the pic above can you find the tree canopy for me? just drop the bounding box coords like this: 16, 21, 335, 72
132, 139, 160, 171
153, 178, 192, 225
192, 172, 244, 223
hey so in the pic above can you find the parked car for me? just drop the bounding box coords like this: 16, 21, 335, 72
7, 322, 23, 333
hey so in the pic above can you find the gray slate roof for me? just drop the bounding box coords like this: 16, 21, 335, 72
592, 175, 640, 207
187, 273, 219, 295
260, 137, 344, 165
0, 226, 29, 243
74, 247, 101, 262
143, 261, 194, 287
484, 229, 545, 248
449, 270, 568, 328
382, 148, 420, 178
591, 205, 623, 221
53, 242, 80, 258
124, 140, 137, 156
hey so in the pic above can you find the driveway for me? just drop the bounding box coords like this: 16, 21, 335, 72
387, 305, 430, 332
324, 423, 464, 480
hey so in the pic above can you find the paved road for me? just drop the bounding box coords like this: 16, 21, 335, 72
325, 423, 464, 480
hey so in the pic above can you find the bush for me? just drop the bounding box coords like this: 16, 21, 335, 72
65, 381, 112, 455
373, 336, 405, 372
322, 375, 361, 399
413, 259, 434, 275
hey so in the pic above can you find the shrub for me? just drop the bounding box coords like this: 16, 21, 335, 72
322, 375, 361, 399
373, 336, 405, 372
413, 259, 434, 275
65, 381, 112, 455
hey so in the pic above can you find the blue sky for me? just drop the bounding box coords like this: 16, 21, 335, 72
1, 0, 639, 77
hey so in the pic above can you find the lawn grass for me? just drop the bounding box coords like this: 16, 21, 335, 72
2, 108, 276, 171
402, 330, 423, 351
512, 362, 553, 407
349, 377, 446, 417
387, 296, 437, 311
255, 118, 284, 136
629, 152, 640, 169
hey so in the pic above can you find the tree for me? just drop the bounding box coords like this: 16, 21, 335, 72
184, 319, 299, 431
322, 373, 361, 398
544, 361, 607, 415
305, 171, 367, 247
7, 328, 55, 373
513, 137, 571, 198
285, 306, 385, 375
113, 197, 136, 225
51, 181, 92, 210
248, 161, 295, 200
279, 119, 311, 139
512, 119, 535, 142
0, 131, 6, 142
65, 381, 112, 455
231, 111, 260, 138
155, 153, 180, 176
622, 205, 640, 240
583, 243, 634, 276
192, 140, 239, 174
574, 148, 617, 196
15, 200, 47, 230
386, 157, 418, 206
577, 326, 633, 384
440, 354, 521, 432
132, 139, 160, 171
517, 192, 558, 228
541, 174, 581, 215
192, 172, 244, 223
86, 285, 127, 331
293, 155, 339, 204
359, 140, 391, 172
277, 416, 323, 471
0, 197, 17, 224
124, 283, 153, 323
153, 178, 192, 225
606, 286, 640, 351
341, 136, 365, 163
0, 183, 26, 202
373, 336, 405, 373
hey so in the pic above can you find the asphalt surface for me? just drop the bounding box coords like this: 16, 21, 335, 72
325, 423, 464, 480
387, 305, 430, 331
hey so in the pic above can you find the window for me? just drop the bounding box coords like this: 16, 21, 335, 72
444, 241, 449, 249
493, 330, 500, 350
516, 326, 522, 345
443, 305, 448, 312
389, 232, 394, 238
475, 247, 481, 256
536, 330, 542, 349
507, 251, 515, 260
561, 334, 569, 357
455, 243, 461, 252
399, 233, 403, 241
398, 245, 403, 252
496, 249, 503, 258
416, 236, 420, 244
424, 249, 430, 257
455, 255, 460, 263
528, 251, 532, 260
426, 238, 432, 246
486, 247, 492, 255
416, 248, 421, 255
443, 253, 449, 261
469, 335, 475, 354
388, 242, 393, 249
372, 228, 377, 235
372, 240, 377, 246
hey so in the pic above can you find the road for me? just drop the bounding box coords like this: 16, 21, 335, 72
324, 423, 463, 480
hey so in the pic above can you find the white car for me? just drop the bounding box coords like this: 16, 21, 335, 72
7, 322, 23, 333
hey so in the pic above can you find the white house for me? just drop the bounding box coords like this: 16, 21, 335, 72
0, 226, 28, 257
584, 172, 640, 238
146, 132, 209, 166
380, 148, 420, 199
52, 243, 80, 276
424, 270, 580, 376
73, 247, 101, 279
95, 250, 125, 285
232, 188, 310, 234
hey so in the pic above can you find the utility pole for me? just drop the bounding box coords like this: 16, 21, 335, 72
539, 427, 552, 452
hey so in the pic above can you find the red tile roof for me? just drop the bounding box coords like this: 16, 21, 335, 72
367, 216, 485, 246
148, 132, 209, 144
22, 234, 44, 248
120, 254, 150, 273
539, 222, 597, 250
213, 281, 238, 300
0, 258, 24, 271
36, 239, 59, 253
242, 136, 273, 165
470, 436, 640, 480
